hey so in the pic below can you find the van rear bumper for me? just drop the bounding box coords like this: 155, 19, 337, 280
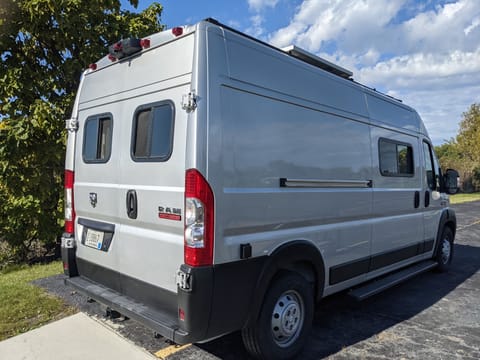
63, 256, 267, 344
65, 276, 191, 343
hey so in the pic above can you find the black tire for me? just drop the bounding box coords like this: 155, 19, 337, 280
242, 272, 314, 360
434, 226, 454, 272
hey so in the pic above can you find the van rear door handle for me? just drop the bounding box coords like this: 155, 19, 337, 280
424, 190, 430, 208
126, 190, 138, 219
414, 191, 420, 208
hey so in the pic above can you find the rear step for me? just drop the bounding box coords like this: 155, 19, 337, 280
65, 276, 189, 343
349, 260, 438, 301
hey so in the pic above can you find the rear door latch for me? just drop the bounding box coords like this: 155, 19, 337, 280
65, 118, 78, 132
181, 91, 197, 112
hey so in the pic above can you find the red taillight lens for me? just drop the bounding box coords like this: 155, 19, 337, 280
64, 170, 75, 234
184, 169, 214, 266
172, 27, 183, 37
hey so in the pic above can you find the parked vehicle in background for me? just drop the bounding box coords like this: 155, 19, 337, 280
61, 19, 459, 360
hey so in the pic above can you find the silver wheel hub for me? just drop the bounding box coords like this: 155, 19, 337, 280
441, 238, 451, 264
271, 291, 304, 347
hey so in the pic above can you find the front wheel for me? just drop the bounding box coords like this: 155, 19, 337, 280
434, 226, 454, 272
242, 272, 314, 360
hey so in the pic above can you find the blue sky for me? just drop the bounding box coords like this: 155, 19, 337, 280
122, 0, 480, 145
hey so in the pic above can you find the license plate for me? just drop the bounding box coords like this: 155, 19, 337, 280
85, 229, 104, 250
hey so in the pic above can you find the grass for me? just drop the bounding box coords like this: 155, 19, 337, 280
450, 192, 480, 204
0, 261, 76, 341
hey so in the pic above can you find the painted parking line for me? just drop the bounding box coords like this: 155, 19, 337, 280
457, 219, 480, 231
154, 343, 191, 359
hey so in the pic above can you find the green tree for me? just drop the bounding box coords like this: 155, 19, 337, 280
457, 104, 480, 168
0, 0, 164, 262
456, 103, 480, 192
435, 140, 461, 172
436, 103, 480, 192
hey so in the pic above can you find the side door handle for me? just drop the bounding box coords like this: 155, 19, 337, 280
424, 190, 430, 208
414, 191, 420, 208
126, 190, 138, 219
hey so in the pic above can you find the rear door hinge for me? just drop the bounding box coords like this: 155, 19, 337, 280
181, 91, 197, 113
65, 118, 78, 132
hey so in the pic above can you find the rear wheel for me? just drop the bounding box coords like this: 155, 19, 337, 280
435, 226, 454, 272
242, 272, 314, 360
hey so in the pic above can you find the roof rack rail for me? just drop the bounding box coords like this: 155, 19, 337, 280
352, 80, 403, 103
282, 45, 353, 80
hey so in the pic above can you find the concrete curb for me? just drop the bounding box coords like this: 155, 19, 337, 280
0, 313, 157, 360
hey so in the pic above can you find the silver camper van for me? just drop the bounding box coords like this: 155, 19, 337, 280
62, 19, 458, 360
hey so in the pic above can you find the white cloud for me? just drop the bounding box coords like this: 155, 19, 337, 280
245, 14, 266, 38
464, 16, 480, 35
357, 49, 480, 88
262, 0, 480, 144
248, 0, 279, 12
400, 0, 480, 53
269, 0, 406, 53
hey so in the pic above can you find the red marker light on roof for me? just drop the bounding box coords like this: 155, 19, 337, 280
89, 63, 97, 71
172, 27, 183, 36
140, 38, 150, 49
108, 54, 117, 62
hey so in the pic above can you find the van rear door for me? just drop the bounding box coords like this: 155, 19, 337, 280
114, 85, 188, 293
73, 33, 194, 295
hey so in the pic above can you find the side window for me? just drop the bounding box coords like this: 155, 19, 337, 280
379, 139, 414, 176
83, 114, 113, 163
423, 141, 436, 190
132, 102, 174, 161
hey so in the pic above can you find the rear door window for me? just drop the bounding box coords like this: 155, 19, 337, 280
132, 102, 174, 162
83, 114, 113, 163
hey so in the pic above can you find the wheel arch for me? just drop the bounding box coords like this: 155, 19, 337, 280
434, 208, 457, 256
246, 240, 325, 326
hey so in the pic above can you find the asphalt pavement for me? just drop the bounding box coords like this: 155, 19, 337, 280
1, 201, 479, 359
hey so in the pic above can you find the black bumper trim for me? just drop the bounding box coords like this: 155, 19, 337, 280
67, 256, 268, 343
65, 276, 192, 344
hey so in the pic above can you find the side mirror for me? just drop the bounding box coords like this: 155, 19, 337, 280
443, 169, 459, 195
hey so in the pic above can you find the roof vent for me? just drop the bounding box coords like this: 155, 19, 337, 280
282, 45, 353, 79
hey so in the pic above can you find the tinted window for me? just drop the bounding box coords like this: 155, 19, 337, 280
379, 139, 414, 176
132, 102, 174, 161
83, 115, 112, 163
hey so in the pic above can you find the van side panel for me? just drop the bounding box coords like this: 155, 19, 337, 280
214, 86, 373, 287
224, 32, 369, 119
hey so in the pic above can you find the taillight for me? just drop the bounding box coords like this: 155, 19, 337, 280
184, 169, 214, 266
64, 170, 75, 234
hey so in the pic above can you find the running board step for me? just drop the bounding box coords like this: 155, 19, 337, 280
349, 260, 438, 301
